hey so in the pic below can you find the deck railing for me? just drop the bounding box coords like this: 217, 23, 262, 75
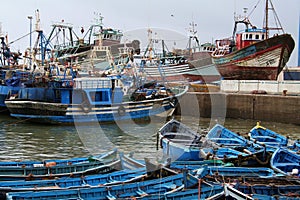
73, 77, 112, 89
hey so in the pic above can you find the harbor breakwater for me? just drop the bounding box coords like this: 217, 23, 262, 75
176, 92, 300, 125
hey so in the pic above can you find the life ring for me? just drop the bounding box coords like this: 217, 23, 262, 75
62, 80, 74, 88
118, 105, 126, 116
122, 87, 129, 95
169, 97, 178, 108
53, 81, 61, 88
81, 100, 91, 113
66, 80, 74, 87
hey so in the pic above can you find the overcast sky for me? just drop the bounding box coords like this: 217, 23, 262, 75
1, 0, 299, 66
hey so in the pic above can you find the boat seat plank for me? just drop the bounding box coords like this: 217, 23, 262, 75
274, 163, 299, 167
162, 132, 198, 137
106, 191, 116, 200
136, 188, 148, 196
208, 138, 242, 141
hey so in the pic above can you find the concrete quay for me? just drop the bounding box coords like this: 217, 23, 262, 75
176, 92, 300, 125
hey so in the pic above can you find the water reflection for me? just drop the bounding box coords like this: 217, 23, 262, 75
0, 114, 299, 161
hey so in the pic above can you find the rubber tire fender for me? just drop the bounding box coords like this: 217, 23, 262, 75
169, 97, 178, 108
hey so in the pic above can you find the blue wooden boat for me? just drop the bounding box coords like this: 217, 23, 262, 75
249, 121, 289, 148
203, 174, 300, 199
6, 173, 185, 200
233, 184, 300, 198
136, 184, 224, 200
249, 122, 300, 153
0, 167, 146, 197
5, 77, 188, 124
224, 183, 300, 200
158, 120, 270, 166
227, 176, 300, 199
205, 123, 275, 167
206, 123, 263, 153
0, 149, 117, 168
270, 147, 300, 176
158, 119, 219, 161
0, 149, 122, 181
139, 169, 224, 200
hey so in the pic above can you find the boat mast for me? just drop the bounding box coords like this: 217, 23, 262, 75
86, 12, 103, 45
35, 9, 50, 67
143, 29, 154, 59
232, 8, 250, 41
265, 0, 269, 38
187, 21, 199, 55
0, 23, 5, 66
263, 0, 285, 39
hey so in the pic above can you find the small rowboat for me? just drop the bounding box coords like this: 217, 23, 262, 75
6, 173, 185, 200
0, 168, 147, 196
0, 149, 121, 181
0, 149, 118, 168
249, 121, 289, 148
206, 124, 263, 153
157, 119, 211, 161
270, 147, 300, 176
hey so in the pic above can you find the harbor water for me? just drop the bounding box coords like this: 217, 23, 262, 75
0, 114, 299, 162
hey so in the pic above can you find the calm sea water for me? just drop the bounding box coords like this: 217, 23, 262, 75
0, 114, 299, 161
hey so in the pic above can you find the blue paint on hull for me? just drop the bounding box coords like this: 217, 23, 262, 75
10, 103, 173, 125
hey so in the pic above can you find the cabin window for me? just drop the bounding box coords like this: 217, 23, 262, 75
255, 34, 259, 40
245, 34, 248, 39
262, 35, 265, 40
249, 34, 252, 39
90, 91, 109, 102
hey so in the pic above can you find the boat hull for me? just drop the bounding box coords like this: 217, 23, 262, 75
212, 34, 295, 80
158, 119, 205, 161
161, 139, 204, 161
0, 85, 21, 113
5, 97, 176, 125
142, 59, 220, 83
6, 173, 185, 200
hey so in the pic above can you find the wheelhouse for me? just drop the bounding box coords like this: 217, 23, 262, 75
235, 28, 266, 50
